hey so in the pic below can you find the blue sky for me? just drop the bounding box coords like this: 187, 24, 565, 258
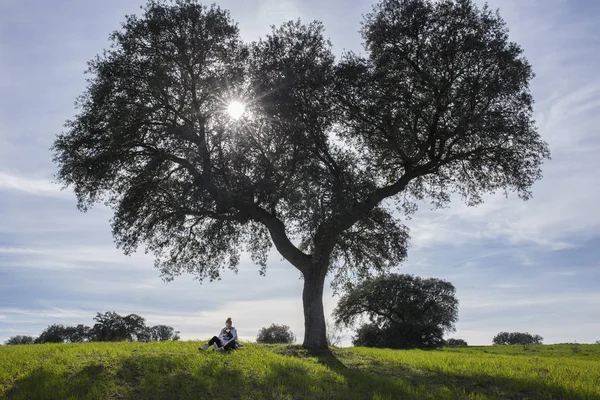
0, 0, 599, 346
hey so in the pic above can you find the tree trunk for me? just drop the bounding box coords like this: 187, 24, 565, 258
302, 268, 328, 350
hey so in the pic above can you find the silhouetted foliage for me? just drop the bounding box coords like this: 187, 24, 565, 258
136, 325, 180, 343
6, 312, 178, 344
136, 326, 153, 343
351, 323, 386, 348
63, 324, 92, 343
123, 313, 148, 341
151, 325, 181, 342
334, 274, 458, 349
4, 335, 36, 345
91, 312, 164, 342
91, 312, 130, 342
25, 324, 92, 344
492, 332, 543, 345
446, 338, 468, 347
256, 324, 296, 344
52, 0, 549, 349
35, 324, 69, 344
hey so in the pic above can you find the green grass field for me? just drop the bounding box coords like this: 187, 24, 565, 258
1, 341, 598, 399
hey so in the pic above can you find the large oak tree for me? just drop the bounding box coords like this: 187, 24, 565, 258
53, 0, 550, 349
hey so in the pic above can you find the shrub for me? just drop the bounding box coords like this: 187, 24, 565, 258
446, 338, 468, 347
256, 323, 296, 344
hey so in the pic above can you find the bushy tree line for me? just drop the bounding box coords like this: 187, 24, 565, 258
492, 332, 543, 345
4, 335, 36, 345
4, 311, 180, 345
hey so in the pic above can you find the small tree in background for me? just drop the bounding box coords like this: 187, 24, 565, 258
64, 324, 92, 343
326, 319, 343, 347
4, 335, 36, 345
256, 324, 296, 344
91, 311, 152, 342
123, 313, 148, 341
531, 334, 544, 345
136, 326, 154, 343
492, 332, 510, 345
151, 325, 181, 341
334, 274, 458, 349
35, 324, 69, 344
492, 332, 543, 345
91, 311, 130, 342
446, 338, 468, 347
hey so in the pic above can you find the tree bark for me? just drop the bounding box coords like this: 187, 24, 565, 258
302, 267, 328, 350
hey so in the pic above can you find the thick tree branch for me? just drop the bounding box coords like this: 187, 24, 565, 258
248, 205, 311, 273
313, 167, 418, 262
135, 143, 201, 179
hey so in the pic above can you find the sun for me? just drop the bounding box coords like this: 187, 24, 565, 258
227, 101, 246, 120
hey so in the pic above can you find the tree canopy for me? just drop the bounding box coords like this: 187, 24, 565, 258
53, 0, 550, 349
333, 274, 458, 348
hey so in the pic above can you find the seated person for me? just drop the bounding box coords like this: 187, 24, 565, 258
200, 317, 238, 351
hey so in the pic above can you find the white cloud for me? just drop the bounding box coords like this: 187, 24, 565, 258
540, 84, 600, 147
0, 244, 152, 270
461, 292, 600, 310
406, 152, 600, 251
0, 171, 67, 198
0, 307, 91, 324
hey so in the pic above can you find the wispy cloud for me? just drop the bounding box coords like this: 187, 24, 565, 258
462, 292, 600, 310
0, 171, 67, 198
489, 283, 529, 289
0, 244, 150, 270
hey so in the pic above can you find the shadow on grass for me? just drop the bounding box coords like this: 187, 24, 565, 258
5, 347, 598, 399
5, 353, 246, 400
303, 347, 599, 400
4, 363, 115, 400
264, 350, 411, 400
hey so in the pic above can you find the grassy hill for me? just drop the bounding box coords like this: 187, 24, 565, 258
1, 341, 599, 399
